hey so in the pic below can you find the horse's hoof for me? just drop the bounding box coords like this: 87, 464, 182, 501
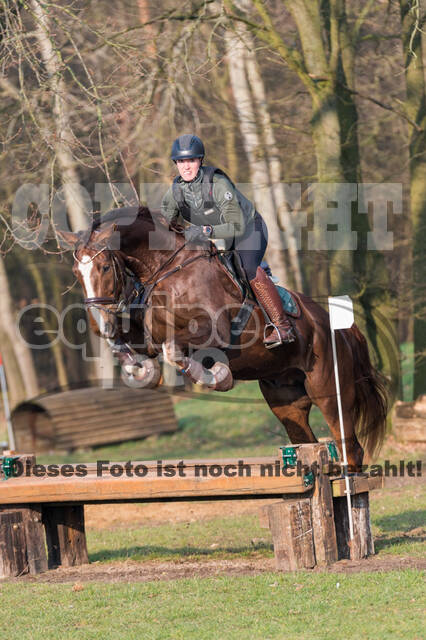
121, 359, 161, 388
210, 362, 234, 391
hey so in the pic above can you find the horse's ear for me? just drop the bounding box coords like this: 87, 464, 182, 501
94, 223, 118, 246
56, 229, 80, 248
139, 206, 153, 221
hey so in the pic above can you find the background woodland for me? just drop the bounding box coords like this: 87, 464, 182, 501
0, 0, 424, 410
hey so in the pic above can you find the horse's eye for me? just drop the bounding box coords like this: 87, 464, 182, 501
103, 265, 111, 273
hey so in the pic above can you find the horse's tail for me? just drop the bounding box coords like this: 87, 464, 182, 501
349, 324, 388, 459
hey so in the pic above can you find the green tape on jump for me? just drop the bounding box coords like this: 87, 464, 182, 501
0, 456, 20, 481
280, 446, 297, 468
327, 441, 339, 462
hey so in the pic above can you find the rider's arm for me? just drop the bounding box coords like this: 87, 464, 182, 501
210, 176, 247, 240
161, 185, 180, 223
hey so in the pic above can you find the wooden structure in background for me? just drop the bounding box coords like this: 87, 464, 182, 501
10, 385, 178, 452
0, 443, 381, 576
392, 395, 426, 446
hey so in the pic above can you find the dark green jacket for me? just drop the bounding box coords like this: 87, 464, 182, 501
161, 167, 255, 240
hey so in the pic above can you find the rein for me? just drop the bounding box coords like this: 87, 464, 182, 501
140, 241, 212, 305
75, 238, 212, 316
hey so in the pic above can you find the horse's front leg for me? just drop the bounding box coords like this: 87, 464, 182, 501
162, 341, 234, 392
108, 339, 162, 388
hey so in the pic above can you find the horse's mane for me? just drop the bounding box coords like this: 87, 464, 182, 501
84, 204, 183, 248
91, 205, 156, 231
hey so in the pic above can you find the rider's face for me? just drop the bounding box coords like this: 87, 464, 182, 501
176, 157, 202, 182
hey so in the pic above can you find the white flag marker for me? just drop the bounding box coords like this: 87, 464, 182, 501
0, 351, 15, 451
328, 295, 355, 542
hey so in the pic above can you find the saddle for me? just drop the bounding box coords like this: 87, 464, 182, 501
217, 249, 248, 299
216, 250, 300, 343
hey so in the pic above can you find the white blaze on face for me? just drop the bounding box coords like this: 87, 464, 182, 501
78, 255, 95, 298
78, 254, 105, 334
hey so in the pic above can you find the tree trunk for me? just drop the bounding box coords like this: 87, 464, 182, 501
0, 255, 39, 402
31, 0, 115, 384
400, 0, 426, 397
28, 259, 68, 390
243, 31, 304, 289
225, 28, 289, 284
0, 331, 26, 409
286, 0, 352, 296
137, 0, 157, 58
287, 0, 345, 183
30, 0, 88, 232
327, 0, 394, 373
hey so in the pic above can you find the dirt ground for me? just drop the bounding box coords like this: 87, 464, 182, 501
12, 555, 426, 585
7, 474, 424, 584
82, 473, 424, 530
83, 497, 282, 529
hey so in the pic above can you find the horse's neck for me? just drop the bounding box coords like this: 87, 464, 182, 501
119, 219, 239, 304
120, 223, 187, 280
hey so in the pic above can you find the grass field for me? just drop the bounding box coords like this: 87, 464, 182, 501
82, 478, 425, 564
36, 380, 332, 464
0, 570, 424, 640
1, 380, 424, 639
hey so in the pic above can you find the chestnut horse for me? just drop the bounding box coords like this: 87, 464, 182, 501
61, 206, 387, 467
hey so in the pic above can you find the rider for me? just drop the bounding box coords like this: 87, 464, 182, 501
161, 133, 295, 347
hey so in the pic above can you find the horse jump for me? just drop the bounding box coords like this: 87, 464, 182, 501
0, 442, 381, 577
60, 206, 388, 469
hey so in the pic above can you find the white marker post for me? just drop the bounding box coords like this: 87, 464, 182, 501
0, 351, 15, 451
328, 295, 355, 542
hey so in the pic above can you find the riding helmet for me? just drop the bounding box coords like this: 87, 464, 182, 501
171, 134, 205, 161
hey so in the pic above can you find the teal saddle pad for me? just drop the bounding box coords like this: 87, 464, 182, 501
276, 285, 299, 317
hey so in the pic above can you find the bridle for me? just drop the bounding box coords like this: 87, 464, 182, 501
73, 238, 212, 319
73, 247, 144, 317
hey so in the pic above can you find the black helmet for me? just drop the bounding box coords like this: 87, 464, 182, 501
171, 134, 205, 161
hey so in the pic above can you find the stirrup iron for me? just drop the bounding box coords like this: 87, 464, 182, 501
263, 322, 283, 349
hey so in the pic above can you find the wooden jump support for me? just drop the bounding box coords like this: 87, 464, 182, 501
0, 443, 381, 577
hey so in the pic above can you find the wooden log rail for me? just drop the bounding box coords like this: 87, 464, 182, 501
0, 443, 382, 577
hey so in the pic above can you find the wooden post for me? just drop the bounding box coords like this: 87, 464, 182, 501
0, 504, 48, 577
298, 443, 339, 566
265, 499, 316, 571
333, 492, 374, 560
42, 505, 89, 569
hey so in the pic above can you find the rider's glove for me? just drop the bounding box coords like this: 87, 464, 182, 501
185, 225, 210, 244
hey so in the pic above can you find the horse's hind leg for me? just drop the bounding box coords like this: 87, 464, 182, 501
304, 373, 364, 469
259, 377, 316, 444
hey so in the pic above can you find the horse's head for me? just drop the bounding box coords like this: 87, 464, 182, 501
59, 225, 137, 339
57, 206, 189, 340
73, 245, 128, 338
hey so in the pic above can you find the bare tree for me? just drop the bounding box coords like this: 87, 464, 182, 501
0, 254, 39, 402
29, 0, 88, 231
400, 0, 426, 397
225, 27, 290, 283
227, 19, 303, 288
